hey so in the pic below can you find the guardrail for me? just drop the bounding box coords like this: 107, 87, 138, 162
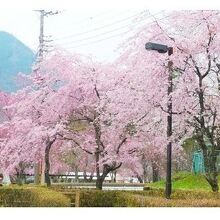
51, 182, 144, 191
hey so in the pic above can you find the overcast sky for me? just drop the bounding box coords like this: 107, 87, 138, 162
0, 0, 218, 62
0, 9, 162, 62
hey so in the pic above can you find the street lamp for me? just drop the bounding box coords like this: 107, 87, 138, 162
145, 42, 173, 199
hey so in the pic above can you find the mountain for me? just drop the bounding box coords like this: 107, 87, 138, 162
0, 31, 35, 93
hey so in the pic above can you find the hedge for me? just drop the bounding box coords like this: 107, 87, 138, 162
116, 192, 220, 207
63, 189, 220, 207
80, 190, 124, 207
0, 186, 71, 207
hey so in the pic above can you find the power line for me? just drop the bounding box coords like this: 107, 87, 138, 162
54, 17, 145, 46
66, 10, 111, 24
64, 30, 131, 49
53, 10, 151, 41
53, 11, 165, 47
54, 10, 134, 33
58, 14, 170, 50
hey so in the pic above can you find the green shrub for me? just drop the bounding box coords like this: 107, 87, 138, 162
0, 186, 70, 207
38, 186, 220, 207
118, 193, 220, 207
79, 190, 123, 207
70, 189, 220, 207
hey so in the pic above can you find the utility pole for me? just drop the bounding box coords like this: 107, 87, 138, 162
38, 10, 44, 63
33, 10, 59, 185
35, 10, 59, 63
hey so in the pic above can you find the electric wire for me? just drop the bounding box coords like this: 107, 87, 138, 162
62, 14, 171, 49
51, 10, 132, 33
53, 11, 166, 47
53, 10, 153, 41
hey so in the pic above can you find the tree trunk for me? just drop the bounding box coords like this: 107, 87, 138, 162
16, 164, 26, 185
34, 163, 40, 185
83, 170, 87, 182
16, 172, 25, 185
88, 172, 94, 182
203, 148, 219, 192
196, 132, 219, 192
96, 176, 104, 190
95, 163, 122, 190
83, 170, 94, 182
95, 149, 102, 189
93, 117, 122, 189
143, 165, 148, 183
207, 177, 219, 192
113, 171, 117, 183
45, 143, 51, 187
110, 171, 117, 183
152, 162, 159, 182
44, 137, 55, 187
75, 166, 78, 183
136, 175, 143, 183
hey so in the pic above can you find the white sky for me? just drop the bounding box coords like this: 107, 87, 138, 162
0, 0, 219, 62
0, 9, 162, 62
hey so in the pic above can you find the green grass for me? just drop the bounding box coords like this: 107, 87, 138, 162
147, 172, 220, 191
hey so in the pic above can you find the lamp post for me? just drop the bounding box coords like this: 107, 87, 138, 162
145, 42, 173, 199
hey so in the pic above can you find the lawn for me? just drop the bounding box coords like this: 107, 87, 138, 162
147, 172, 220, 191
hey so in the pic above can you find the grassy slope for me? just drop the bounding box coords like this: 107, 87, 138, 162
147, 172, 220, 191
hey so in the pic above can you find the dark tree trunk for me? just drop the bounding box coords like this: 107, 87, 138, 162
196, 136, 219, 192
45, 143, 51, 187
75, 167, 78, 183
207, 177, 219, 192
137, 175, 143, 183
95, 163, 122, 190
95, 150, 102, 189
113, 171, 116, 183
152, 162, 159, 182
44, 137, 56, 187
16, 163, 26, 185
88, 172, 94, 182
143, 163, 148, 183
96, 176, 105, 190
110, 171, 117, 183
203, 148, 219, 192
194, 73, 219, 192
83, 171, 87, 182
96, 169, 109, 190
93, 116, 122, 189
83, 170, 94, 182
16, 172, 25, 185
133, 170, 143, 183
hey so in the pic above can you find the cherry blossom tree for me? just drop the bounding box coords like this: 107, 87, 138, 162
0, 52, 153, 189
0, 58, 68, 186
119, 10, 220, 192
49, 57, 155, 189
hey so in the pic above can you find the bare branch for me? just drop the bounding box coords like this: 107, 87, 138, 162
94, 85, 100, 99
189, 55, 201, 77
116, 137, 127, 154
57, 133, 93, 155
